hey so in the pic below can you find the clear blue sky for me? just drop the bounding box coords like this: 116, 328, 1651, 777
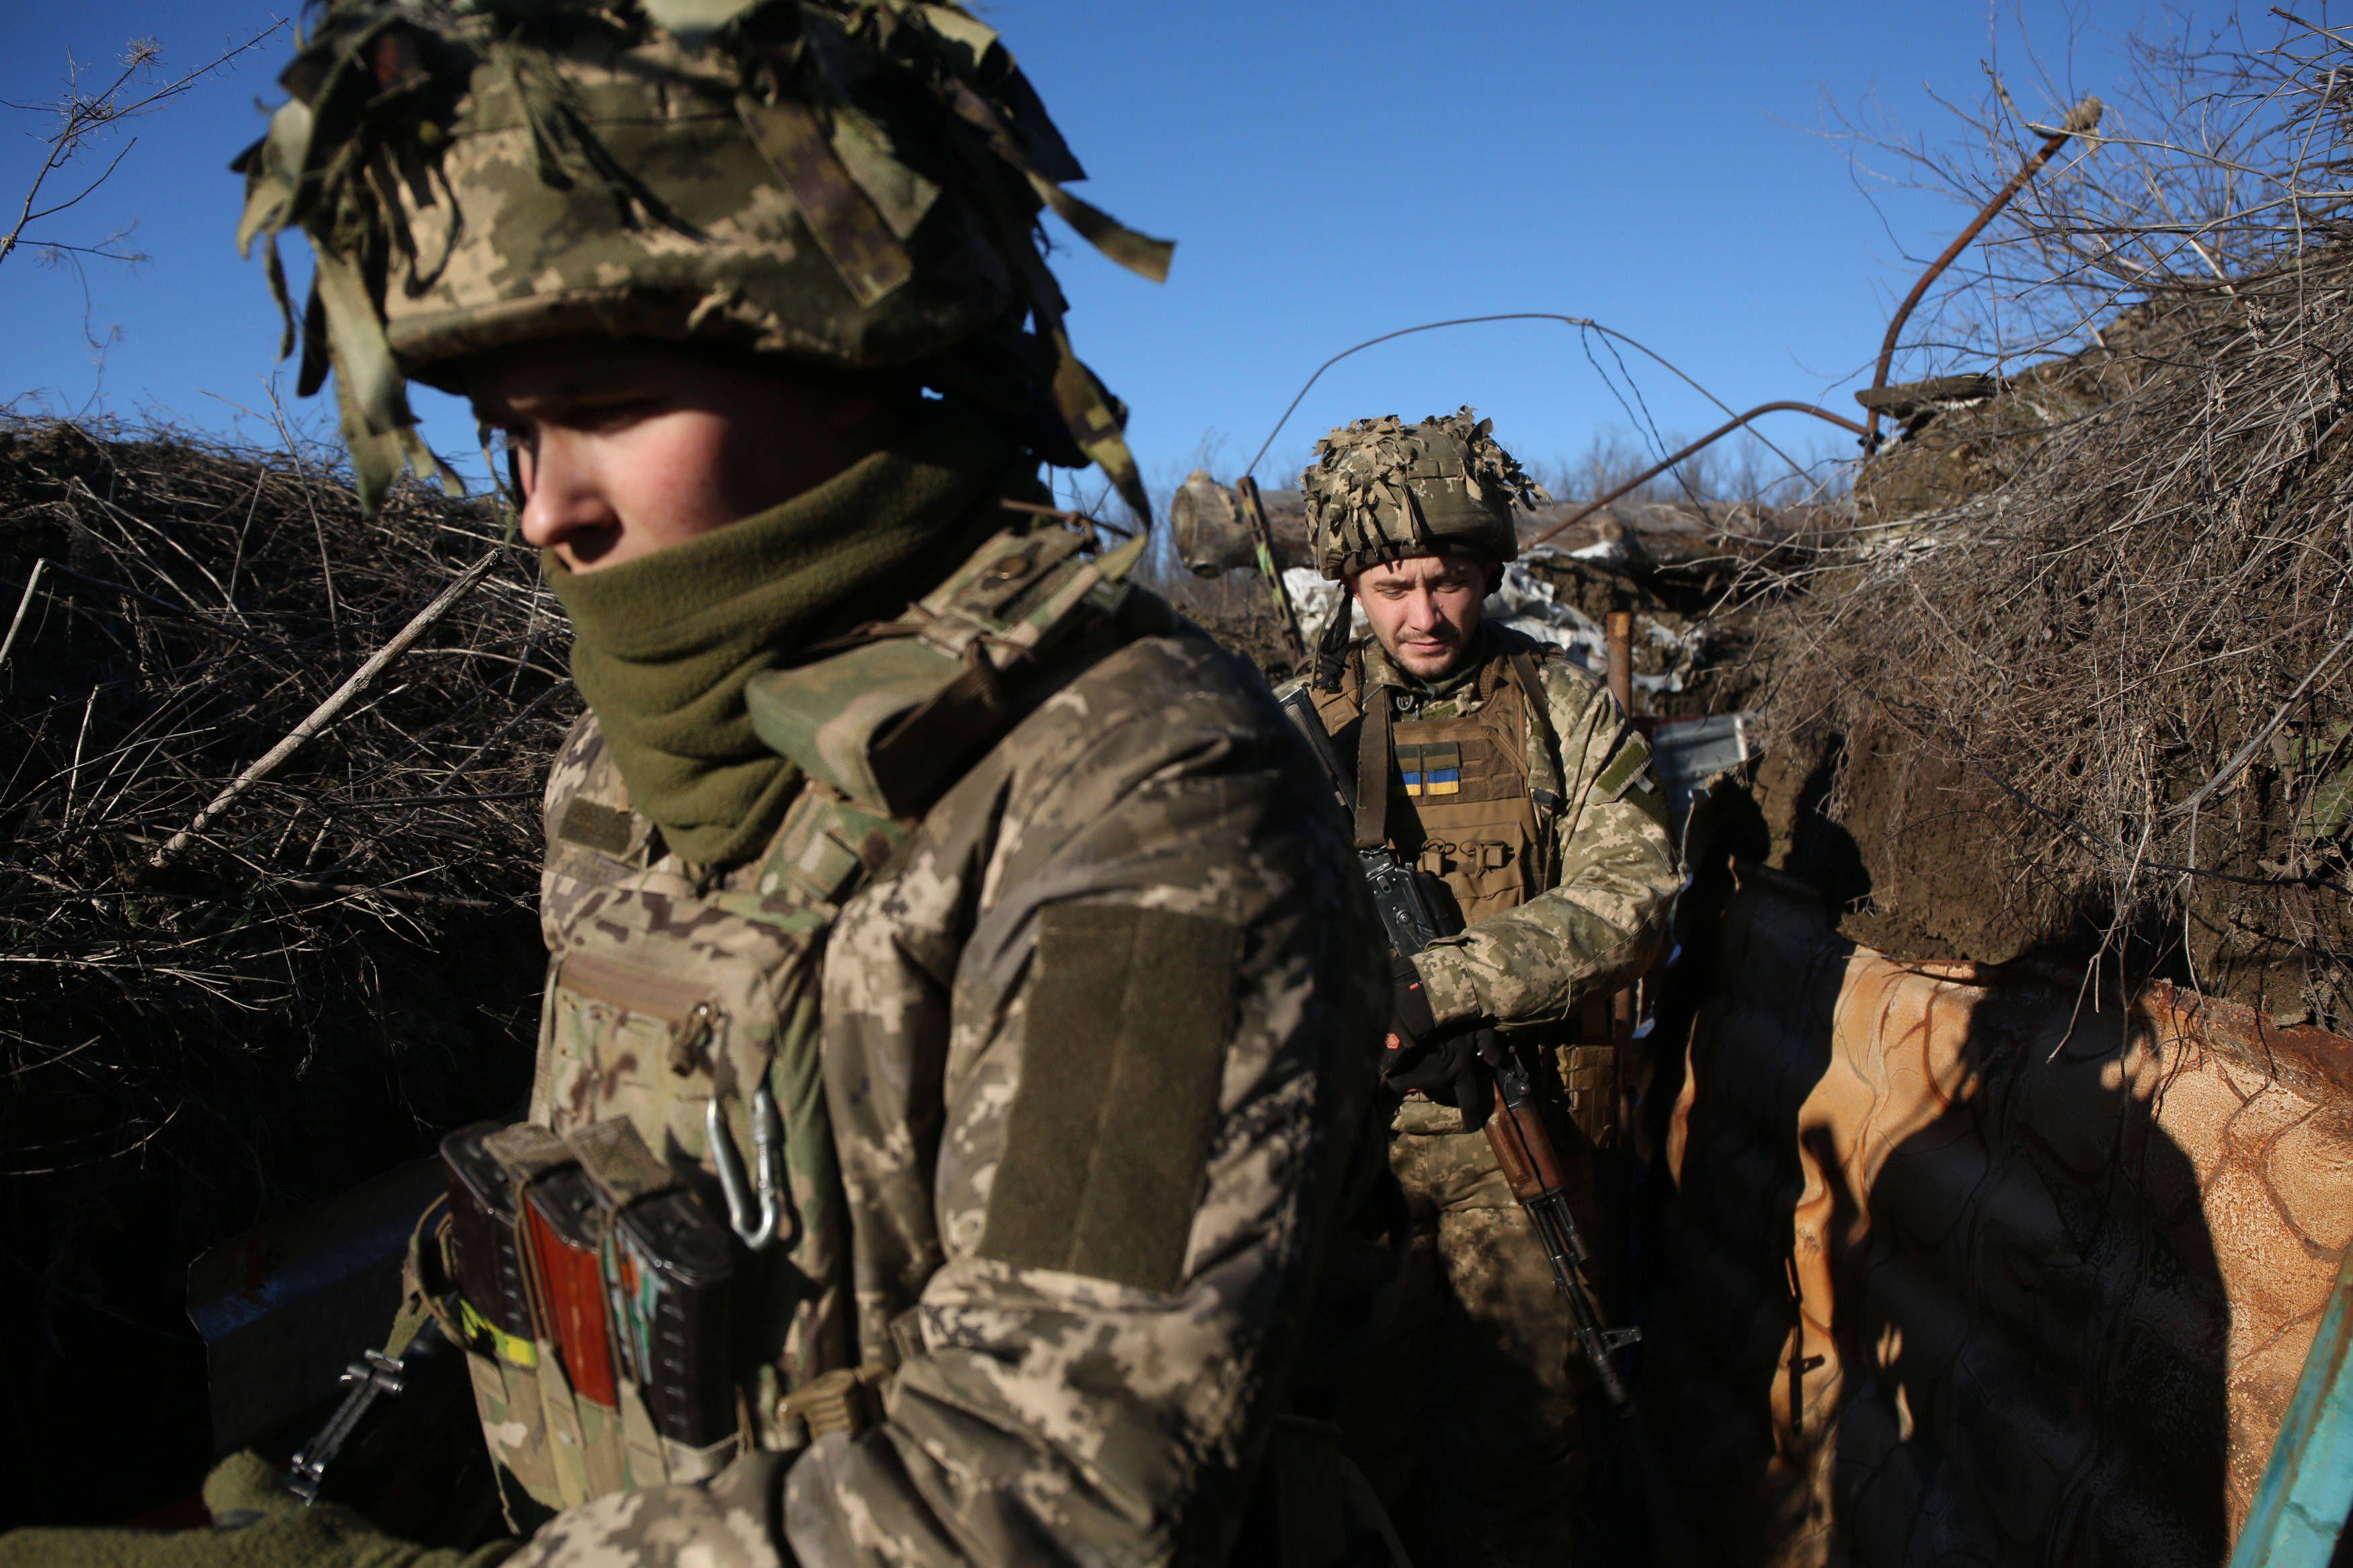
1, 1, 2184, 509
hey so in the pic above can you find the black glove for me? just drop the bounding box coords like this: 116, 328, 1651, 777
1384, 1031, 1494, 1130
1383, 958, 1493, 1130
1386, 954, 1439, 1052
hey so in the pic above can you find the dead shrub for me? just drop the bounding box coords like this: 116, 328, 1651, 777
0, 416, 571, 1523
1755, 15, 2353, 1029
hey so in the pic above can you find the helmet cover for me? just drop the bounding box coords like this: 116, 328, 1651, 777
1298, 408, 1547, 580
233, 0, 1172, 515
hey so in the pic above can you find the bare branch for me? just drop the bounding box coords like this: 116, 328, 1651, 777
1751, 7, 2353, 1029
0, 20, 286, 274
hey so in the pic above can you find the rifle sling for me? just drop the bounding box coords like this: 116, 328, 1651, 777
1353, 688, 1393, 852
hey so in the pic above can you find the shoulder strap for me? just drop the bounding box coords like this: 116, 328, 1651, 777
746, 786, 919, 919
1304, 647, 1364, 740
1505, 651, 1566, 807
746, 525, 1145, 818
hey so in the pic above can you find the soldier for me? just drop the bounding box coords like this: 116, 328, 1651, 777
0, 5, 1397, 1567
1284, 411, 1679, 1566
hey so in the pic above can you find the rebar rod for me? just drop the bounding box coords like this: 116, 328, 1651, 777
1862, 96, 2104, 448
1524, 402, 1866, 550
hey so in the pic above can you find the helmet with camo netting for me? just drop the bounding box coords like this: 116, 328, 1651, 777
233, 0, 1170, 515
1298, 409, 1547, 581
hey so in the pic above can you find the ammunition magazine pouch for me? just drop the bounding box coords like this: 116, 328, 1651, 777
415, 1121, 742, 1528
1546, 986, 1628, 1152
1554, 1040, 1619, 1151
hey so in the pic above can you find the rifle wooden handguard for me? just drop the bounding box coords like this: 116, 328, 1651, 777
1486, 1083, 1570, 1205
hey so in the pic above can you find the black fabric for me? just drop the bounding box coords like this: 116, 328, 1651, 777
980, 903, 1240, 1293
1312, 591, 1356, 692
1386, 953, 1437, 1048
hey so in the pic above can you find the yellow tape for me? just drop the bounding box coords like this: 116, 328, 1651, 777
458, 1294, 539, 1368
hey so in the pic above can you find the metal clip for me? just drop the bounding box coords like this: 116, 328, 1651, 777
285, 1348, 406, 1503
707, 1085, 783, 1250
668, 1000, 715, 1077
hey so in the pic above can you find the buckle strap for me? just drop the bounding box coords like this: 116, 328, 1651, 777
1507, 649, 1564, 884
777, 1365, 891, 1445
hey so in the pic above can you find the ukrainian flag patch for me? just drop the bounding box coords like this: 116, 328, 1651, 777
1398, 741, 1463, 797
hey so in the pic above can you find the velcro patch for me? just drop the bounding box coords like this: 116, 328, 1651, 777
979, 903, 1240, 1293
1593, 733, 1657, 803
557, 798, 636, 856
1396, 739, 1464, 798
1625, 778, 1671, 831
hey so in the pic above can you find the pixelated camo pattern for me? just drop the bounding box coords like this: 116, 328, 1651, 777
512, 625, 1388, 1565
231, 0, 1171, 515
1281, 630, 1677, 1035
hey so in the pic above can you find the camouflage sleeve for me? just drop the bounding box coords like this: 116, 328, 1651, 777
1412, 660, 1677, 1031
785, 634, 1381, 1564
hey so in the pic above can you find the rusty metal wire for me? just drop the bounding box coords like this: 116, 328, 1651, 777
1860, 96, 2106, 448
1525, 402, 1866, 550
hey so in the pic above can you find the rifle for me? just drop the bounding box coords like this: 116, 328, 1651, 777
1279, 688, 1638, 1408
1234, 475, 1310, 674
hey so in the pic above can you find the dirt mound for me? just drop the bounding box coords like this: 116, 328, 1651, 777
0, 419, 571, 1524
1751, 270, 2353, 1030
1729, 17, 2353, 1032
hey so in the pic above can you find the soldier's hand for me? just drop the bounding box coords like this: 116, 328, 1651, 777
1383, 962, 1494, 1130
1385, 954, 1439, 1053
1382, 1028, 1494, 1130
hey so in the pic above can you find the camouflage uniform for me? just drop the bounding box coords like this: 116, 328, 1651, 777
225, 5, 1399, 1564
504, 569, 1391, 1565
1284, 413, 1679, 1567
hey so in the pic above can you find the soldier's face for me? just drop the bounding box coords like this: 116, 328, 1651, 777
1353, 554, 1490, 681
470, 339, 893, 573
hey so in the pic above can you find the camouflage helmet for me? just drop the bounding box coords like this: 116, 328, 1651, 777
233, 0, 1171, 515
1298, 409, 1548, 581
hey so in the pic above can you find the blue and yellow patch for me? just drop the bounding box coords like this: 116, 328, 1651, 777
1397, 741, 1463, 798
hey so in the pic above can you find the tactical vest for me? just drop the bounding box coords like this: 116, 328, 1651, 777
1307, 641, 1563, 930
1308, 636, 1623, 1147
412, 524, 1147, 1523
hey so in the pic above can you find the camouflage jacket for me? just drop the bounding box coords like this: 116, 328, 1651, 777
510, 578, 1387, 1567
1280, 627, 1677, 1032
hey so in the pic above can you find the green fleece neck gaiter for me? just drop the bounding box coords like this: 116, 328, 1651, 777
547, 403, 1018, 868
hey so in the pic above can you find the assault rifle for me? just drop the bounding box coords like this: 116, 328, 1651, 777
1279, 688, 1638, 1408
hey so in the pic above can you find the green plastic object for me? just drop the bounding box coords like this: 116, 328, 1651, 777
2230, 1247, 2353, 1567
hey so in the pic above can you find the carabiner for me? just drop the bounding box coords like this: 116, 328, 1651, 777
707, 1084, 784, 1250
